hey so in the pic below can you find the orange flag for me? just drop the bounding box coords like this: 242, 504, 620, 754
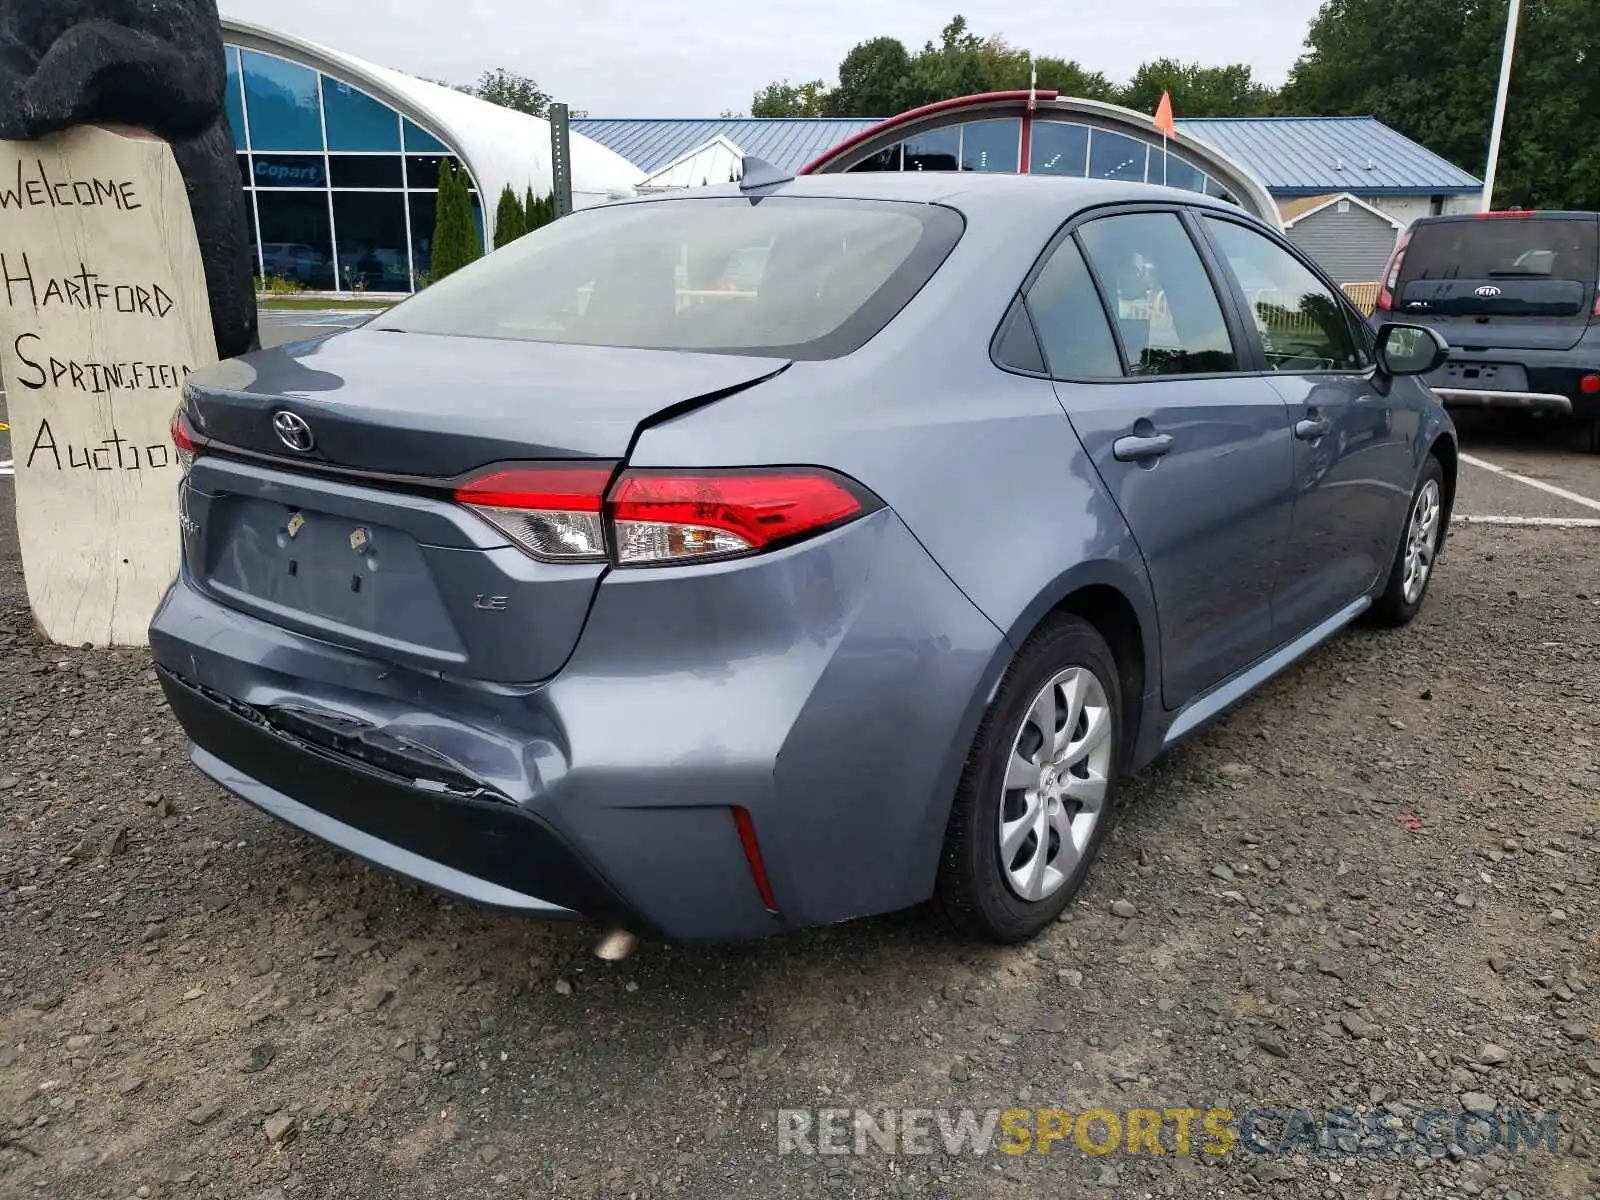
1154, 91, 1178, 139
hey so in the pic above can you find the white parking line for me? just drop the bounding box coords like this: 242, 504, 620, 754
1459, 451, 1600, 514
1456, 514, 1600, 528
0, 461, 12, 477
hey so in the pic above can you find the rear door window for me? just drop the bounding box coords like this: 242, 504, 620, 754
371, 196, 964, 359
1024, 238, 1123, 378
1075, 212, 1240, 376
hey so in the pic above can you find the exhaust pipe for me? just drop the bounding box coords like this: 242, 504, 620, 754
592, 928, 639, 962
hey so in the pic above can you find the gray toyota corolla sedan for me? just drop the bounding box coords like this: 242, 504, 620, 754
153, 167, 1457, 944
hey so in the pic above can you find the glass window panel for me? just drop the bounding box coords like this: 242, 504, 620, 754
1029, 122, 1089, 177
251, 154, 327, 189
241, 50, 324, 151
329, 155, 404, 189
1088, 129, 1148, 182
960, 119, 1020, 173
405, 155, 461, 190
409, 192, 436, 282
848, 145, 902, 172
1203, 217, 1365, 371
236, 153, 251, 190
1078, 212, 1238, 376
902, 127, 959, 172
1027, 238, 1123, 378
404, 120, 448, 153
333, 192, 410, 292
324, 79, 402, 151
245, 192, 262, 279
1149, 153, 1207, 195
224, 46, 246, 150
256, 191, 336, 288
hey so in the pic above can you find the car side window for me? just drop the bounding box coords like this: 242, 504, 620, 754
1202, 217, 1367, 372
1076, 212, 1239, 376
1024, 237, 1123, 378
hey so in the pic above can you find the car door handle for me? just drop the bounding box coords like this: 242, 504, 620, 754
1112, 433, 1174, 462
1295, 417, 1332, 440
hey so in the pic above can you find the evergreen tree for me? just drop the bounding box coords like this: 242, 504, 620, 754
493, 184, 526, 248
525, 187, 557, 234
430, 162, 480, 281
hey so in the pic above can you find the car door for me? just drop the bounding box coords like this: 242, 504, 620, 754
1024, 206, 1297, 710
1197, 214, 1417, 638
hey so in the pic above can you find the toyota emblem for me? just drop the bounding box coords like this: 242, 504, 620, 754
272, 410, 315, 452
1474, 285, 1502, 298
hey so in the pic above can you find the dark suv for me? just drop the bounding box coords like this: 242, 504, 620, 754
1374, 210, 1600, 450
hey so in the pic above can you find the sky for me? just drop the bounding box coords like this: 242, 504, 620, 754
218, 0, 1328, 117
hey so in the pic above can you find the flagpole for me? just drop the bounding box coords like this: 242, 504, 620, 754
1163, 133, 1169, 187
1481, 0, 1521, 211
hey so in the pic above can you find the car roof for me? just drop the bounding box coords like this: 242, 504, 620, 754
613, 171, 1258, 225
1412, 210, 1600, 226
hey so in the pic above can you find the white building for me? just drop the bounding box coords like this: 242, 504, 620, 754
221, 17, 643, 293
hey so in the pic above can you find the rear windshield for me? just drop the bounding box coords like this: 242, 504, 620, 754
1400, 217, 1598, 287
371, 196, 963, 359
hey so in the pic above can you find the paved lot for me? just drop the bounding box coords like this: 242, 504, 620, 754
0, 368, 1596, 1199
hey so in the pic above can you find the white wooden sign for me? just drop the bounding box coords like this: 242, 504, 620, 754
0, 125, 216, 646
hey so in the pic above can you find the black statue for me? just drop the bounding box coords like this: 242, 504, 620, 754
0, 0, 258, 359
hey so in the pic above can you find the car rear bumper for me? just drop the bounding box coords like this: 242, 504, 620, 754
150, 508, 1009, 940
156, 664, 632, 923
1421, 344, 1600, 420
1429, 387, 1573, 414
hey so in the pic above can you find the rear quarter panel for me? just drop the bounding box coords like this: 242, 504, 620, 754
626, 208, 1158, 901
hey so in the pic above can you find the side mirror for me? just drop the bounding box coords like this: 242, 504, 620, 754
1375, 322, 1449, 377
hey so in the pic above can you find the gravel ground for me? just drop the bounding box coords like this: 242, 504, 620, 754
0, 484, 1596, 1199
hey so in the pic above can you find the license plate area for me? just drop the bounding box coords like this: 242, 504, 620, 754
202, 497, 463, 654
1431, 361, 1528, 392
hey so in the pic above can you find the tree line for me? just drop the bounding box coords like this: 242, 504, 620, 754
426, 165, 558, 284
746, 4, 1598, 210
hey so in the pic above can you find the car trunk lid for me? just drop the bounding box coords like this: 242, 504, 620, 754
179, 331, 788, 682
184, 329, 788, 475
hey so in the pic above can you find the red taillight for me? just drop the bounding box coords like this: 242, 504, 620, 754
452, 463, 874, 566
1475, 209, 1537, 218
1377, 228, 1412, 312
453, 464, 614, 562
608, 469, 866, 565
171, 408, 199, 473
1581, 375, 1600, 395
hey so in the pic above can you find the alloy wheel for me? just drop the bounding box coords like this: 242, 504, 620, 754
997, 666, 1114, 902
1402, 478, 1442, 606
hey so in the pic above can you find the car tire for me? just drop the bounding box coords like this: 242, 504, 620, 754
934, 615, 1123, 944
1367, 454, 1447, 628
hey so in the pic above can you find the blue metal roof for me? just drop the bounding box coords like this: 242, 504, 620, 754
573, 114, 1483, 197
1175, 117, 1482, 196
572, 117, 879, 175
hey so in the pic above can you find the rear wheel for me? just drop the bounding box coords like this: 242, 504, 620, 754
935, 616, 1122, 943
1367, 455, 1446, 627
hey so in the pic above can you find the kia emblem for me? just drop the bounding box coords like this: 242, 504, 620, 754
272, 410, 315, 452
1474, 285, 1502, 298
